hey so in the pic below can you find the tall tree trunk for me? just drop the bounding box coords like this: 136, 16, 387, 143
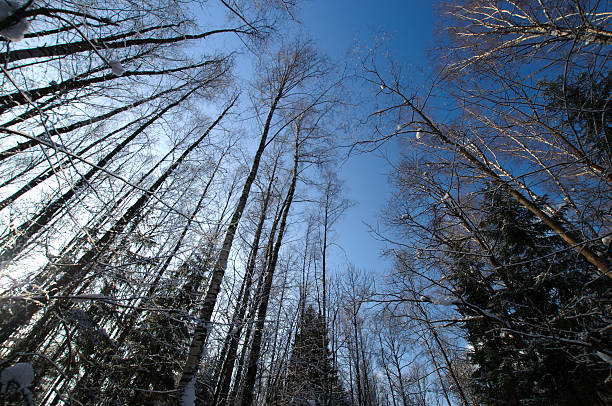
214, 157, 278, 406
0, 59, 223, 113
116, 147, 227, 346
241, 132, 299, 406
177, 82, 285, 397
0, 83, 188, 164
406, 99, 611, 277
3, 28, 248, 64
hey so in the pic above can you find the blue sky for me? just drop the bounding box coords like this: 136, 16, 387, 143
299, 1, 436, 274
196, 1, 436, 274
299, 0, 435, 59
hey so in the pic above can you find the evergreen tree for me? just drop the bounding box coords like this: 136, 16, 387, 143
277, 304, 349, 406
127, 249, 214, 405
542, 70, 611, 169
451, 189, 612, 405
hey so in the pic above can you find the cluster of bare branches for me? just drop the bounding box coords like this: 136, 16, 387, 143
351, 1, 611, 405
0, 1, 360, 405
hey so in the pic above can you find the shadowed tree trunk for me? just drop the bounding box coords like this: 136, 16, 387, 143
177, 81, 285, 397
214, 156, 279, 406
241, 128, 299, 406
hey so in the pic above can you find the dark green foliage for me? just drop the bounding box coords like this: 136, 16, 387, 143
451, 188, 612, 406
65, 301, 120, 405
126, 250, 214, 405
66, 248, 214, 405
275, 305, 349, 406
542, 71, 612, 167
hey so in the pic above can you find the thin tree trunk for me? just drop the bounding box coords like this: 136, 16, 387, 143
177, 82, 285, 396
0, 100, 234, 346
416, 303, 469, 406
214, 158, 278, 406
0, 86, 201, 269
408, 100, 611, 276
352, 312, 363, 406
377, 333, 398, 406
241, 132, 299, 406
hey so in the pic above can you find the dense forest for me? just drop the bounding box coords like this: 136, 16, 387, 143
0, 0, 610, 405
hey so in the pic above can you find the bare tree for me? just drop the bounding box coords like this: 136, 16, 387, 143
177, 40, 329, 401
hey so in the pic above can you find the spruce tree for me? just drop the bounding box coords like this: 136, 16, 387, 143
542, 70, 611, 168
451, 189, 612, 405
277, 305, 349, 406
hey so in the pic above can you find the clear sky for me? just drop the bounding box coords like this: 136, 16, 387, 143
298, 1, 436, 274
